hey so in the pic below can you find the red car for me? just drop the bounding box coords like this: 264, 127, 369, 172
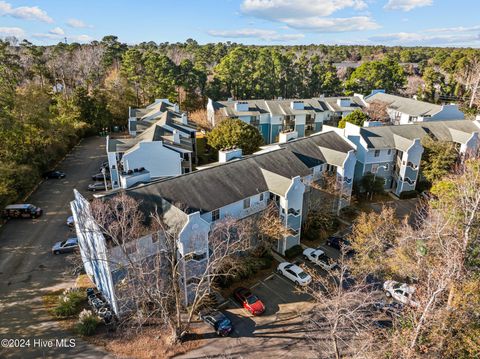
233, 287, 265, 315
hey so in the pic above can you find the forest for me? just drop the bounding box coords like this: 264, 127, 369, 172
1, 35, 480, 208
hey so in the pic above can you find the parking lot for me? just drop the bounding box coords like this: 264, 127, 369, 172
0, 136, 111, 359
179, 266, 318, 359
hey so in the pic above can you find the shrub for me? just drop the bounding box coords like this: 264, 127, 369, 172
285, 245, 303, 259
302, 211, 340, 241
399, 190, 418, 199
77, 309, 100, 336
54, 288, 85, 317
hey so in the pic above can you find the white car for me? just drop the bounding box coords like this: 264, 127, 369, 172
303, 248, 337, 271
277, 262, 312, 286
383, 280, 419, 307
88, 182, 107, 192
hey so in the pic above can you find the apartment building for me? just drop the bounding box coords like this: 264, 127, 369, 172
207, 96, 365, 144
107, 100, 197, 189
71, 131, 355, 313
364, 91, 465, 125
340, 119, 480, 196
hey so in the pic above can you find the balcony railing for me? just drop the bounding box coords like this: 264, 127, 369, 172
242, 201, 267, 218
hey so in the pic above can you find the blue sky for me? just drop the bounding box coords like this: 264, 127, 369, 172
0, 0, 479, 47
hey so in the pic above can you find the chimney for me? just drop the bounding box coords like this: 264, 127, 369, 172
173, 130, 181, 144
219, 147, 242, 163
180, 112, 188, 125
234, 101, 249, 112
174, 103, 180, 112
279, 130, 298, 143
337, 98, 351, 107
290, 100, 304, 110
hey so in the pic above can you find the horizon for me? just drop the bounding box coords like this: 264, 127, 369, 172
0, 0, 479, 48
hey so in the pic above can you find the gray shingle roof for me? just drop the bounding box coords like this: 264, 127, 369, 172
365, 93, 442, 117
277, 131, 353, 168
213, 98, 329, 118
324, 96, 365, 112
359, 120, 479, 149
118, 131, 353, 214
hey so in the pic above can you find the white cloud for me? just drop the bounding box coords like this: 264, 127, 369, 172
369, 31, 480, 46
0, 26, 25, 37
49, 27, 64, 35
208, 28, 304, 42
384, 0, 432, 12
70, 34, 93, 42
66, 18, 92, 28
425, 25, 480, 33
0, 1, 53, 23
240, 0, 378, 33
241, 0, 367, 18
283, 16, 379, 32
32, 31, 93, 43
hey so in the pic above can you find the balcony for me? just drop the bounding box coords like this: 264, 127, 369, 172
287, 213, 301, 230
242, 201, 267, 218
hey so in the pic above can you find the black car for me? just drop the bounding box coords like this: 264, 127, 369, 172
43, 170, 66, 179
326, 236, 354, 255
199, 309, 233, 337
2, 204, 43, 219
92, 172, 111, 181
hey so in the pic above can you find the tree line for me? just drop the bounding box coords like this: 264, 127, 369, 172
1, 35, 480, 208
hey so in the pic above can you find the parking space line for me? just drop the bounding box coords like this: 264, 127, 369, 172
260, 274, 291, 303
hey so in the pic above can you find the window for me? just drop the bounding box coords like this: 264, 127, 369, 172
387, 149, 392, 155
243, 198, 251, 209
185, 252, 207, 261
259, 193, 264, 201
374, 150, 380, 157
211, 209, 220, 221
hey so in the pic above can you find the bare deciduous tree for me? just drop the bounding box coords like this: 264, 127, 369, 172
81, 192, 285, 343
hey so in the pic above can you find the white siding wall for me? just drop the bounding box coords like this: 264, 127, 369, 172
122, 141, 182, 178
364, 148, 396, 164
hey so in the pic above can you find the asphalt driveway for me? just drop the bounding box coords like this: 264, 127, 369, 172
178, 273, 315, 359
0, 136, 112, 359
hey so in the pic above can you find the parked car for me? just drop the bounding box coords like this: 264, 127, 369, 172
199, 309, 233, 337
43, 170, 66, 179
52, 237, 79, 254
277, 262, 312, 286
92, 172, 111, 181
233, 287, 265, 316
326, 236, 354, 255
383, 280, 418, 307
303, 248, 337, 271
1, 204, 43, 219
67, 215, 74, 227
88, 182, 108, 192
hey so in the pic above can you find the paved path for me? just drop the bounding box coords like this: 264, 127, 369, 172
0, 136, 112, 359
